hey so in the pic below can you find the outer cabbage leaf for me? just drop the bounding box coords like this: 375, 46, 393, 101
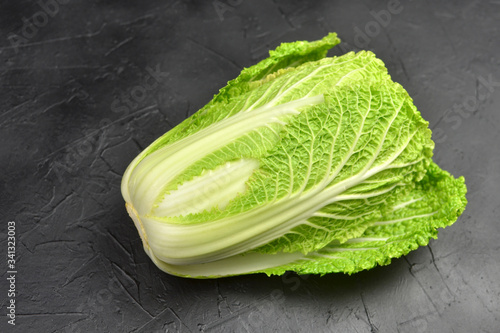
145, 163, 466, 278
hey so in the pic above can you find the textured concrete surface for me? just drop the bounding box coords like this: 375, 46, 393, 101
1, 1, 499, 332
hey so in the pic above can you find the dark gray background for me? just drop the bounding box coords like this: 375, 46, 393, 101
1, 1, 499, 332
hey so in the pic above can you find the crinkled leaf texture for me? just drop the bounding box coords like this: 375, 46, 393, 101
121, 33, 467, 278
